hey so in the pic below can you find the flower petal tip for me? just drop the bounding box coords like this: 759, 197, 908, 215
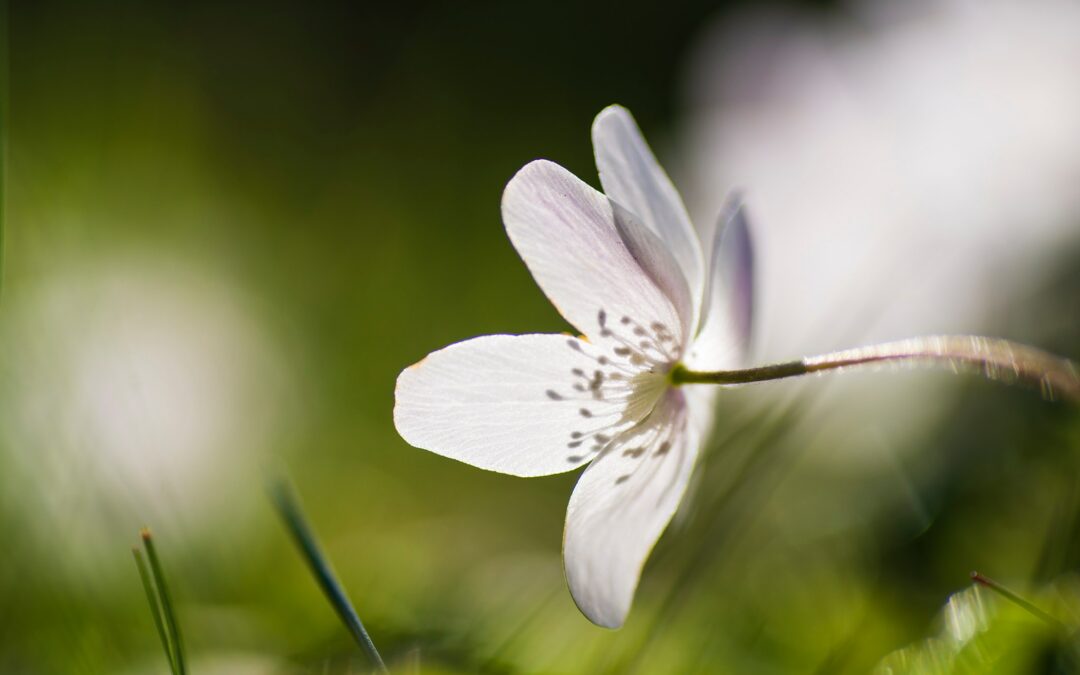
593, 103, 633, 129
567, 582, 630, 630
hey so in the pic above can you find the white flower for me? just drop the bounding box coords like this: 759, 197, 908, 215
394, 105, 753, 628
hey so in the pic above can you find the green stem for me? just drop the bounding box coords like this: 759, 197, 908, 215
141, 528, 187, 675
671, 335, 1080, 402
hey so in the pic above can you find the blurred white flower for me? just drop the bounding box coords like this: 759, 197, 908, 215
0, 255, 296, 568
678, 0, 1080, 452
395, 105, 754, 628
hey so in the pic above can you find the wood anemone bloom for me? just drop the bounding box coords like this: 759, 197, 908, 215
394, 105, 1079, 629
395, 105, 754, 628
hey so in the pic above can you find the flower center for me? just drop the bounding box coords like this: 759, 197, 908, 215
543, 308, 682, 466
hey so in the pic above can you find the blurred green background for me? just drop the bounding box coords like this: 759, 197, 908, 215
3, 1, 1080, 673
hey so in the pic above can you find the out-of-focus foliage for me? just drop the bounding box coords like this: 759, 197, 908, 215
1, 1, 1078, 673
877, 582, 1080, 674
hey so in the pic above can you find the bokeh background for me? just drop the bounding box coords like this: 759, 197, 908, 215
3, 0, 1080, 672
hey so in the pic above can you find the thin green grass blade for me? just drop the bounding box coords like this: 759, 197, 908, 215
970, 571, 1066, 630
133, 546, 178, 675
141, 528, 187, 675
271, 481, 389, 673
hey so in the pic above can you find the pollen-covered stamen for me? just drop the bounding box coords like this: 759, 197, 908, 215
626, 316, 681, 362
612, 314, 681, 365
563, 336, 651, 402
566, 336, 639, 373
557, 382, 654, 461
596, 308, 682, 372
563, 411, 644, 463
576, 348, 641, 380
565, 422, 627, 459
571, 398, 676, 468
596, 310, 658, 373
568, 390, 690, 492
599, 395, 689, 496
547, 337, 672, 465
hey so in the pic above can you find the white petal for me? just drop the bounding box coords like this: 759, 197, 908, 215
394, 334, 655, 478
593, 105, 705, 326
563, 389, 700, 628
610, 201, 695, 345
502, 160, 689, 360
687, 195, 755, 371
682, 383, 720, 444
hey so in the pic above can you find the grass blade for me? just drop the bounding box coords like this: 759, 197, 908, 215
970, 571, 1065, 630
271, 481, 389, 673
133, 546, 178, 675
141, 528, 187, 674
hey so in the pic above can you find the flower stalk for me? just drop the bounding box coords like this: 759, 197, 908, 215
671, 335, 1080, 402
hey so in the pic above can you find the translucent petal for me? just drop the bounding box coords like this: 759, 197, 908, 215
563, 389, 700, 627
682, 383, 720, 443
592, 105, 705, 325
610, 200, 695, 343
686, 195, 755, 371
394, 334, 658, 477
502, 160, 690, 357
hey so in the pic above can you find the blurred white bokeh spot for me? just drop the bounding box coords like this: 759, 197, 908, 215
0, 255, 297, 567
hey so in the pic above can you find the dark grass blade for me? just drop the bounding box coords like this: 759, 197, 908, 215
141, 528, 187, 675
971, 571, 1065, 630
133, 546, 178, 675
271, 482, 388, 673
